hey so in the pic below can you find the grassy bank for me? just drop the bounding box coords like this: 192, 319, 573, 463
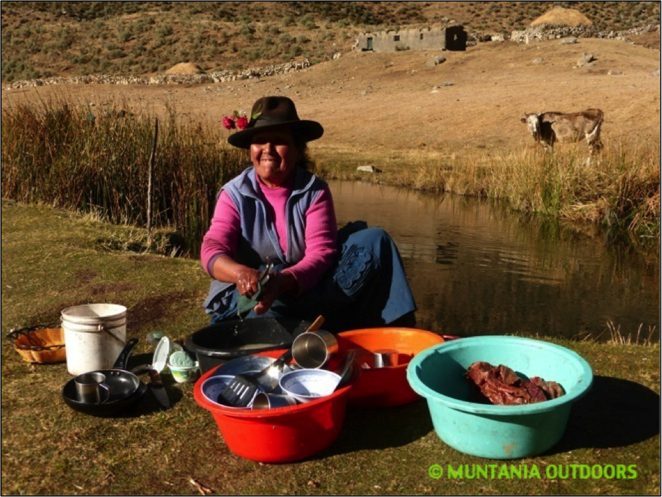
317, 140, 660, 245
1, 200, 659, 495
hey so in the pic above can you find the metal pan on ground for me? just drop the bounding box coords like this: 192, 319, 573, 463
61, 338, 149, 416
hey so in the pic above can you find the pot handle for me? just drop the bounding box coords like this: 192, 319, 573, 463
113, 337, 138, 370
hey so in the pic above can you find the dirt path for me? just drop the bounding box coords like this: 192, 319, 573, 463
4, 38, 659, 157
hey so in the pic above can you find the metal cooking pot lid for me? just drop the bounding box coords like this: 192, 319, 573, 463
152, 336, 170, 373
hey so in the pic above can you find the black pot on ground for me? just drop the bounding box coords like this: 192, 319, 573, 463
184, 317, 311, 373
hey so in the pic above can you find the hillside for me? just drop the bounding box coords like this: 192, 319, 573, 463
1, 1, 659, 82
4, 36, 659, 158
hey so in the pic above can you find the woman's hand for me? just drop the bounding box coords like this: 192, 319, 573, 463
234, 266, 261, 296
254, 271, 298, 314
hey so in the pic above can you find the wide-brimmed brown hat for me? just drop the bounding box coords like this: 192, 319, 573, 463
227, 96, 324, 149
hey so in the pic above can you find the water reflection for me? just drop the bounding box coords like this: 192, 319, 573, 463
329, 181, 659, 341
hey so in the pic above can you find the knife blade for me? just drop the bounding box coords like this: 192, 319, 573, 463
148, 369, 170, 409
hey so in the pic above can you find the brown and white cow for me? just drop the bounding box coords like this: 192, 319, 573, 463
521, 108, 604, 156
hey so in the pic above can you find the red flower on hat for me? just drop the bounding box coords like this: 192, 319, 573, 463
235, 115, 249, 130
222, 116, 236, 130
222, 111, 248, 131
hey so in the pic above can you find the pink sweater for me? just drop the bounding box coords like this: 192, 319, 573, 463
201, 178, 338, 292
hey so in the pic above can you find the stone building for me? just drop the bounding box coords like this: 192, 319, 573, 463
354, 25, 467, 52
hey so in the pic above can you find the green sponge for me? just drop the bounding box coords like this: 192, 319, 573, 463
236, 282, 264, 318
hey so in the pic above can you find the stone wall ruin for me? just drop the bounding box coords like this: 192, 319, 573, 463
354, 25, 467, 52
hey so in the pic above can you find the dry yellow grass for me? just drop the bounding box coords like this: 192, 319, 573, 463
5, 37, 658, 158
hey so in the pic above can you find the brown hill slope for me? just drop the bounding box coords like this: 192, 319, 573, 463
4, 38, 659, 157
1, 1, 659, 82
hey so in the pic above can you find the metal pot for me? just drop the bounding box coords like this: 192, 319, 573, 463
185, 317, 311, 373
62, 338, 148, 416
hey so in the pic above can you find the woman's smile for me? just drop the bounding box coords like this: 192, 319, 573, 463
250, 128, 299, 187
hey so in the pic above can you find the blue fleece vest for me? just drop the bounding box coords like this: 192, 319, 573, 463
203, 166, 328, 314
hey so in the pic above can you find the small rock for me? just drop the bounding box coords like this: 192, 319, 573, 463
441, 81, 454, 86
607, 69, 623, 76
332, 52, 341, 60
560, 37, 578, 44
430, 56, 446, 66
532, 57, 544, 64
356, 165, 382, 174
576, 52, 597, 67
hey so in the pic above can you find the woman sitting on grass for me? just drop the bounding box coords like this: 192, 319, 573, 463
200, 96, 416, 332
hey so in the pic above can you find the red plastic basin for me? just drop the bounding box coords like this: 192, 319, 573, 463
193, 350, 352, 464
337, 327, 445, 407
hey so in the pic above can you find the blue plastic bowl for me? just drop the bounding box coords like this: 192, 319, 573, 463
406, 336, 593, 459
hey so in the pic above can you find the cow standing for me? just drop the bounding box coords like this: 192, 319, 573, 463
521, 108, 604, 156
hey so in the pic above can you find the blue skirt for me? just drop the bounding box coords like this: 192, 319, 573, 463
206, 223, 417, 332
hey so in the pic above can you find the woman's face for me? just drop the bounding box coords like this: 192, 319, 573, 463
250, 128, 300, 188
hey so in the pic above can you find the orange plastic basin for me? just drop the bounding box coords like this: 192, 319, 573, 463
337, 327, 445, 407
193, 349, 352, 463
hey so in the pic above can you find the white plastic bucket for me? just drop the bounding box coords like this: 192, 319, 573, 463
61, 303, 127, 375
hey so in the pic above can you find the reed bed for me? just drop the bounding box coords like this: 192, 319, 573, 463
3, 99, 659, 254
373, 142, 660, 244
470, 141, 660, 243
2, 99, 247, 255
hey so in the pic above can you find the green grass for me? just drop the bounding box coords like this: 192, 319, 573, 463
1, 200, 659, 495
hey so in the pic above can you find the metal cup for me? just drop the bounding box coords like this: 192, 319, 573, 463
373, 349, 399, 368
251, 392, 298, 409
74, 372, 110, 404
291, 330, 338, 369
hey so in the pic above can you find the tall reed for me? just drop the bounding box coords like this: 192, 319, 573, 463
403, 141, 660, 244
2, 99, 247, 255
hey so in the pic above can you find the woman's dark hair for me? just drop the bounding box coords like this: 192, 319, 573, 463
295, 141, 316, 171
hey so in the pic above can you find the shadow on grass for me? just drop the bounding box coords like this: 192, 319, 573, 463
320, 400, 433, 458
319, 375, 659, 460
552, 375, 660, 453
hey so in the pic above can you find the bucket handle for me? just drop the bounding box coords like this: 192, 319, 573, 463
97, 323, 126, 346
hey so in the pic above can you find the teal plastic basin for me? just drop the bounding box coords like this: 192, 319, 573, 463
406, 336, 592, 459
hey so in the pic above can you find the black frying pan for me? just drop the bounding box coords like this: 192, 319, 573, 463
62, 338, 147, 416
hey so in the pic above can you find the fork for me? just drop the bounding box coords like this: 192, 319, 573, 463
218, 315, 326, 407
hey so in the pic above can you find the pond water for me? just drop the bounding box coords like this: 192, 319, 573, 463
329, 181, 660, 342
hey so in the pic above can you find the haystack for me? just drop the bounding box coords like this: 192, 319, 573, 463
530, 7, 592, 28
165, 62, 205, 75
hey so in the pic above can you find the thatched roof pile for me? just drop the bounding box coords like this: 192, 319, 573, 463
530, 7, 592, 27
